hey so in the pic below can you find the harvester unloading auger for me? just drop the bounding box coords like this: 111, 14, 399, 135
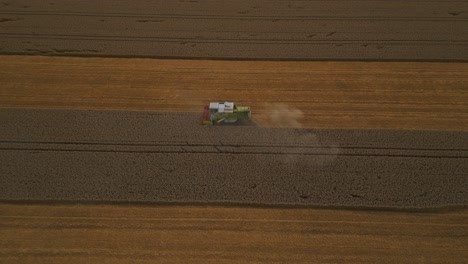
202, 102, 251, 125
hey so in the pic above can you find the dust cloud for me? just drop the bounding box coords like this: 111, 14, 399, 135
253, 104, 340, 168
268, 104, 305, 128
277, 130, 341, 168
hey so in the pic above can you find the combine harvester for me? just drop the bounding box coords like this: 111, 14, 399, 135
202, 102, 251, 125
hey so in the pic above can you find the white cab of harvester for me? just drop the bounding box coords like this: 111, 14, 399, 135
209, 102, 219, 109
209, 102, 234, 113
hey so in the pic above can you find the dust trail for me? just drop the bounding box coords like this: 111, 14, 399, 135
254, 103, 340, 167
277, 130, 341, 168
268, 104, 304, 128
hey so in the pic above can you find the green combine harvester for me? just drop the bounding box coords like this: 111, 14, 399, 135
202, 102, 251, 125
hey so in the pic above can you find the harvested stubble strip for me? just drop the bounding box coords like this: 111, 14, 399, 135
1, 109, 467, 210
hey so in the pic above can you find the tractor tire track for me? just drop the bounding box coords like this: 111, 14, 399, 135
1, 141, 467, 158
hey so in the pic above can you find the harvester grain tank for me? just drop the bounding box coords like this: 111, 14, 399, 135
202, 102, 251, 125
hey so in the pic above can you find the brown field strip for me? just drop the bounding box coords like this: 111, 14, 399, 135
1, 109, 467, 209
1, 0, 467, 61
1, 55, 468, 130
1, 204, 467, 263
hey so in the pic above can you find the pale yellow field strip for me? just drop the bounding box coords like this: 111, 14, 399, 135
0, 204, 467, 263
1, 55, 467, 130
